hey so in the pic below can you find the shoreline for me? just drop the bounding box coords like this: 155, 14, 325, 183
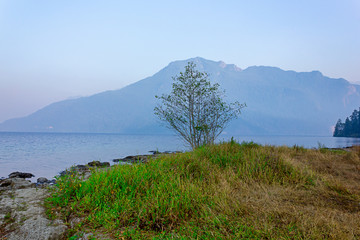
1, 134, 359, 180
0, 150, 178, 239
1, 144, 359, 239
2, 144, 360, 182
1, 150, 181, 185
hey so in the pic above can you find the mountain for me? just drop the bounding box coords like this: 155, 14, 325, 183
1, 57, 359, 135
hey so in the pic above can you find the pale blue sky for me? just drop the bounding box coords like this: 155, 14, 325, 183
0, 0, 359, 122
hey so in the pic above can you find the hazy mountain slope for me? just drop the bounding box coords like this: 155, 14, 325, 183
1, 57, 359, 135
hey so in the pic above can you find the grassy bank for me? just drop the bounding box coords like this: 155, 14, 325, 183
45, 141, 360, 239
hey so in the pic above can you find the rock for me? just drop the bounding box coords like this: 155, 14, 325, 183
114, 151, 182, 163
36, 177, 57, 187
88, 161, 110, 167
166, 150, 182, 154
0, 178, 34, 189
75, 165, 89, 171
149, 150, 161, 154
0, 188, 66, 239
37, 177, 48, 184
0, 179, 12, 187
88, 160, 100, 167
0, 206, 11, 214
48, 179, 56, 185
113, 154, 154, 164
113, 157, 146, 163
100, 162, 110, 167
124, 155, 148, 163
59, 165, 89, 176
8, 172, 35, 179
149, 150, 182, 155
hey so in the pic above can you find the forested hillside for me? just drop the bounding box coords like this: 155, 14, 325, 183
334, 108, 360, 137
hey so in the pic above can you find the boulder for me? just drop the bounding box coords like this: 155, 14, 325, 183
8, 172, 35, 179
0, 178, 34, 189
59, 165, 89, 176
88, 161, 110, 167
37, 177, 48, 184
0, 178, 12, 187
48, 179, 56, 185
113, 155, 149, 163
74, 165, 89, 171
100, 162, 110, 167
35, 177, 56, 187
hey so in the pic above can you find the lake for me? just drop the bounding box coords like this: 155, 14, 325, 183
0, 132, 359, 180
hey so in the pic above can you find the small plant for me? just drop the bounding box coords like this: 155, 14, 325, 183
292, 144, 306, 152
19, 216, 28, 224
68, 235, 80, 240
4, 212, 15, 224
317, 141, 329, 153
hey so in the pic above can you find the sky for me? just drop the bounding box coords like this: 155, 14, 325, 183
0, 0, 359, 123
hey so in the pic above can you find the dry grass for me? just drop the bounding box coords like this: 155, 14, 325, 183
233, 145, 360, 239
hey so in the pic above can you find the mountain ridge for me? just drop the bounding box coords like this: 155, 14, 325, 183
1, 57, 359, 135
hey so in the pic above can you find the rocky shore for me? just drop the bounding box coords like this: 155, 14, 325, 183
0, 173, 66, 240
0, 150, 179, 239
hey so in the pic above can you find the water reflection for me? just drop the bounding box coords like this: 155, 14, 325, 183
334, 137, 360, 148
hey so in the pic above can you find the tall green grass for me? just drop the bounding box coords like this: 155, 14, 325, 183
46, 141, 317, 239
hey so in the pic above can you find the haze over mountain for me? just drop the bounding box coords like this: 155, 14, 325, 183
1, 57, 359, 136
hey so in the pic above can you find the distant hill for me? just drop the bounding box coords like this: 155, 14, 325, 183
1, 57, 359, 135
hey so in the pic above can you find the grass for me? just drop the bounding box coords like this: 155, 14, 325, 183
45, 141, 360, 239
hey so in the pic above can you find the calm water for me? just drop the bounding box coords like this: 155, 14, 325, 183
0, 132, 359, 180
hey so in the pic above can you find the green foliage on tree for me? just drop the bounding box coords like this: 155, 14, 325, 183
154, 62, 246, 149
333, 108, 360, 138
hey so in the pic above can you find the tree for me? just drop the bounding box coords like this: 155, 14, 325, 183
333, 119, 344, 137
154, 62, 246, 149
344, 117, 351, 136
333, 107, 360, 138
